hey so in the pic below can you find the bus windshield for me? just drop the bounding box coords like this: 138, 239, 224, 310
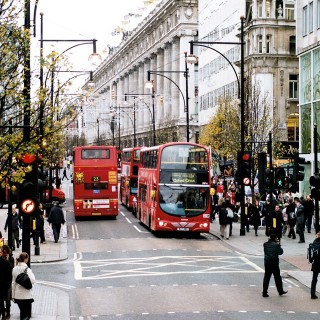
159, 185, 209, 217
81, 149, 110, 159
160, 145, 208, 170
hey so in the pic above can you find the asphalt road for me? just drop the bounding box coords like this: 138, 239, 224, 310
7, 167, 315, 320
27, 193, 317, 320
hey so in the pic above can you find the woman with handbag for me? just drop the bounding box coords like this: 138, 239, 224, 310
12, 252, 36, 320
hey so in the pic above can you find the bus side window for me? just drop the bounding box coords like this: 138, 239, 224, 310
132, 165, 139, 176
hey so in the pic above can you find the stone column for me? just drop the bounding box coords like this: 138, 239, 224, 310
252, 0, 257, 20
171, 37, 180, 118
163, 42, 172, 119
156, 48, 164, 122
143, 58, 152, 136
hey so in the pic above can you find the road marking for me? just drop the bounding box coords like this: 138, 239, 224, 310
284, 278, 299, 287
125, 217, 132, 224
239, 256, 264, 272
133, 225, 149, 233
71, 224, 79, 239
74, 255, 264, 280
72, 252, 83, 261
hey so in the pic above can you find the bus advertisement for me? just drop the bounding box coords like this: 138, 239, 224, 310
120, 147, 142, 211
136, 142, 212, 233
73, 146, 119, 218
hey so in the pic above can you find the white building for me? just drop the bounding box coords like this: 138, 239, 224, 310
81, 0, 198, 147
197, 0, 298, 142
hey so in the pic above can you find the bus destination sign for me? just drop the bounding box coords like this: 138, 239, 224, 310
171, 172, 196, 184
92, 176, 100, 182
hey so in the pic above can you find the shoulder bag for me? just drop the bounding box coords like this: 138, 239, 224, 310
16, 267, 32, 289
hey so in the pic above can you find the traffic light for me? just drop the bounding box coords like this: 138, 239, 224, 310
19, 155, 38, 216
240, 151, 252, 186
290, 153, 306, 192
310, 174, 320, 198
275, 167, 286, 189
293, 153, 306, 183
265, 168, 273, 192
258, 152, 267, 194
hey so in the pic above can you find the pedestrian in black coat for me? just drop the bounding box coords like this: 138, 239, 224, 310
251, 200, 262, 236
262, 234, 287, 297
0, 248, 12, 319
304, 195, 314, 233
295, 198, 305, 243
310, 232, 320, 299
286, 197, 296, 239
271, 205, 285, 242
244, 197, 252, 232
47, 201, 65, 243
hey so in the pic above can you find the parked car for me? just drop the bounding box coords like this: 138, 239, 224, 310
45, 187, 66, 204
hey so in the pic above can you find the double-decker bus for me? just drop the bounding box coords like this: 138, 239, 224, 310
73, 146, 119, 219
120, 147, 142, 211
136, 142, 212, 233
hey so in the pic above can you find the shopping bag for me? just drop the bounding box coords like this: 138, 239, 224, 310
61, 224, 67, 238
45, 225, 53, 239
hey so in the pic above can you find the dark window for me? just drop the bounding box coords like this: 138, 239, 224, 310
289, 36, 296, 55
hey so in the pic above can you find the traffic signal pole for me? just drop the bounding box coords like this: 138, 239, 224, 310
268, 132, 274, 234
314, 124, 319, 233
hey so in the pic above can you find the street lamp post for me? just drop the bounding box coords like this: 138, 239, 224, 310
124, 95, 137, 147
146, 52, 190, 142
39, 12, 100, 205
124, 93, 156, 146
187, 17, 246, 235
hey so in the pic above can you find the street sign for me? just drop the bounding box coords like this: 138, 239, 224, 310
21, 199, 36, 214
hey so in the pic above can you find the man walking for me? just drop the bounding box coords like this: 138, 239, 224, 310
271, 205, 285, 242
4, 205, 21, 250
62, 167, 68, 180
295, 197, 305, 243
262, 234, 287, 297
47, 201, 65, 243
310, 232, 320, 299
304, 195, 314, 233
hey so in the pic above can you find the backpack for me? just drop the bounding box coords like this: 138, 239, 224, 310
307, 242, 320, 263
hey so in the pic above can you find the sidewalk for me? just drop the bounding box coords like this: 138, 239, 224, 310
209, 220, 317, 293
0, 208, 70, 320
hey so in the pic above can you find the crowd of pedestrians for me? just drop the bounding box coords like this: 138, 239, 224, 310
211, 178, 320, 299
211, 178, 317, 243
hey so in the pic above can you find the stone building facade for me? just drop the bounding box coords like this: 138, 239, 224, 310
197, 0, 298, 142
82, 0, 198, 147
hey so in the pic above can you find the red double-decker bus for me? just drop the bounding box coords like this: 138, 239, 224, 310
136, 142, 212, 233
120, 147, 142, 211
73, 146, 119, 219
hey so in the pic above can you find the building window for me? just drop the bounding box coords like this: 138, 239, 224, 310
266, 0, 271, 17
258, 35, 263, 53
309, 1, 314, 33
289, 74, 298, 99
303, 5, 308, 36
258, 1, 263, 18
289, 35, 296, 55
284, 3, 295, 20
266, 35, 272, 53
287, 113, 299, 141
247, 39, 251, 55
